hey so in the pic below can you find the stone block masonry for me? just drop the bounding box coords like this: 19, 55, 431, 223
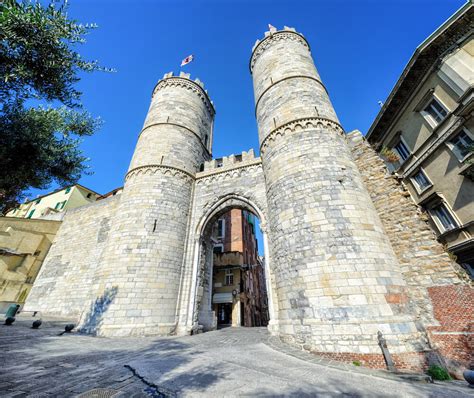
24, 28, 472, 373
24, 195, 120, 317
250, 27, 424, 360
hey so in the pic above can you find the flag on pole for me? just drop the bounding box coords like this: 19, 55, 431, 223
268, 24, 276, 32
181, 54, 194, 67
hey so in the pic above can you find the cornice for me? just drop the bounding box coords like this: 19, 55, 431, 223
196, 161, 263, 185
367, 5, 473, 143
254, 75, 328, 115
138, 122, 211, 158
250, 31, 310, 73
125, 164, 195, 182
152, 77, 215, 116
259, 117, 344, 153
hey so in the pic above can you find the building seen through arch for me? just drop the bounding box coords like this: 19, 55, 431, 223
211, 209, 269, 328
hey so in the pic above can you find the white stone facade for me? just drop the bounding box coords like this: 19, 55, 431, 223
24, 28, 467, 361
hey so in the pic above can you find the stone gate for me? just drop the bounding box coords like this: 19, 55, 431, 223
25, 26, 471, 372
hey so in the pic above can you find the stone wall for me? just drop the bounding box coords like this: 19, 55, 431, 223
77, 73, 215, 337
251, 28, 424, 359
347, 130, 473, 371
24, 196, 120, 318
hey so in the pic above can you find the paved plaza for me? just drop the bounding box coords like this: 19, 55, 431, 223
0, 317, 472, 397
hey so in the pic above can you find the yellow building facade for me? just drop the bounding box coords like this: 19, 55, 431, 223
5, 184, 100, 219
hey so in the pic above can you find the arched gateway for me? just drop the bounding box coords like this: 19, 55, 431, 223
25, 27, 468, 372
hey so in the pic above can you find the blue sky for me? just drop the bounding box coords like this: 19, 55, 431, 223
28, 0, 464, 199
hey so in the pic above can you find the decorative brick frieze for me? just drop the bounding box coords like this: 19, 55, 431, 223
250, 30, 310, 72
260, 117, 344, 153
152, 76, 215, 116
125, 164, 194, 182
196, 162, 263, 185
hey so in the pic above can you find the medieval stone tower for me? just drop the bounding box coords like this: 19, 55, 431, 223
250, 28, 420, 355
25, 26, 469, 371
81, 73, 215, 336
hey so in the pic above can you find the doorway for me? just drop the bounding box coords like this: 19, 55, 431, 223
217, 303, 232, 326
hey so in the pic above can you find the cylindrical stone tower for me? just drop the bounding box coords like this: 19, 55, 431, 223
82, 72, 214, 337
251, 27, 425, 360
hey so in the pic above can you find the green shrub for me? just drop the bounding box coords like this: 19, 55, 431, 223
352, 360, 361, 367
427, 365, 451, 381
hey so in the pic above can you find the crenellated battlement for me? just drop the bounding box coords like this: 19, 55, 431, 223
199, 149, 260, 175
152, 71, 215, 114
250, 26, 310, 72
162, 71, 206, 90
251, 26, 297, 52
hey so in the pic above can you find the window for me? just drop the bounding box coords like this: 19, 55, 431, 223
27, 209, 35, 219
213, 244, 223, 254
199, 163, 204, 172
35, 198, 41, 205
217, 219, 225, 238
65, 187, 71, 194
60, 200, 67, 209
225, 270, 234, 286
449, 129, 473, 161
216, 159, 223, 168
393, 140, 410, 162
204, 135, 208, 147
54, 202, 61, 209
87, 193, 92, 198
429, 203, 457, 232
423, 98, 447, 125
411, 169, 431, 193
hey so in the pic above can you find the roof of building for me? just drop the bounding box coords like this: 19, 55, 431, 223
97, 186, 123, 200
20, 184, 101, 206
366, 2, 473, 145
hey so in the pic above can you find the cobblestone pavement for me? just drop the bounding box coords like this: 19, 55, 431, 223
0, 317, 473, 397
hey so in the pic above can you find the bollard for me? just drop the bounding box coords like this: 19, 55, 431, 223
377, 331, 397, 372
5, 304, 20, 318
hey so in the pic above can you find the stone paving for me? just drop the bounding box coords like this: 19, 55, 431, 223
0, 316, 473, 397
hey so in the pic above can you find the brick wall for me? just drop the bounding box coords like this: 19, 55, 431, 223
428, 285, 473, 368
313, 351, 427, 372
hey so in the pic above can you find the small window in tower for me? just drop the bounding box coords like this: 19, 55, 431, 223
204, 135, 208, 147
199, 164, 204, 172
216, 158, 223, 168
87, 193, 92, 198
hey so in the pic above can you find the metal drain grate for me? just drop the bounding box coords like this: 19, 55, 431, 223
77, 388, 121, 398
